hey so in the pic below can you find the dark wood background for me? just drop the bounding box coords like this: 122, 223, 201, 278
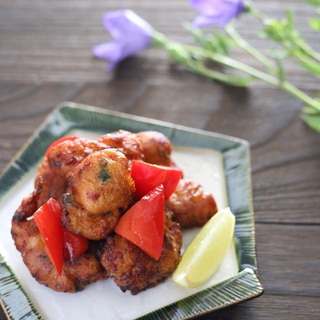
0, 0, 319, 319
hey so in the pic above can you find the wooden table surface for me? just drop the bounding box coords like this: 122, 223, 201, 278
0, 0, 319, 319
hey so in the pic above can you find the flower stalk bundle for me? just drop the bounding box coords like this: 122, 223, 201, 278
93, 0, 320, 132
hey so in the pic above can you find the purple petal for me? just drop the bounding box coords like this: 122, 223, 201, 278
190, 0, 244, 27
192, 15, 223, 28
92, 42, 122, 61
190, 0, 229, 15
103, 10, 152, 40
93, 9, 153, 70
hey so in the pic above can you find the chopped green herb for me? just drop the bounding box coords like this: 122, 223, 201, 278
63, 193, 73, 204
99, 163, 111, 182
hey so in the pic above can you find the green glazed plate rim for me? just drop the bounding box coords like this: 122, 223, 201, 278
0, 102, 263, 320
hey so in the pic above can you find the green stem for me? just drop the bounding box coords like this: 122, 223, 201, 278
154, 28, 320, 112
187, 59, 252, 86
288, 30, 320, 63
250, 3, 320, 62
225, 24, 276, 73
183, 44, 320, 112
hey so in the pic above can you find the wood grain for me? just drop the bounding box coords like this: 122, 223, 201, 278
0, 0, 319, 88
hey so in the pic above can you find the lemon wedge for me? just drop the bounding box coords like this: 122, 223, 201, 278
172, 207, 235, 288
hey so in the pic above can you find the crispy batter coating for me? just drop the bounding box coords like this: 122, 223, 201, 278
99, 130, 176, 167
61, 149, 135, 240
100, 211, 182, 295
35, 138, 108, 206
166, 178, 218, 228
134, 131, 175, 167
98, 130, 144, 161
11, 197, 108, 293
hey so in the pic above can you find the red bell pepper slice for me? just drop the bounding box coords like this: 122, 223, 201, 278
115, 184, 165, 260
130, 160, 182, 200
63, 229, 89, 261
45, 135, 78, 157
34, 198, 64, 275
34, 197, 89, 274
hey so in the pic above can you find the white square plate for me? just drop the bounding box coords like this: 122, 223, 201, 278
0, 102, 263, 320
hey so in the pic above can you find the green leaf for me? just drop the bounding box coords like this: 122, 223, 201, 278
302, 113, 320, 132
262, 10, 296, 43
212, 32, 231, 55
302, 106, 320, 115
166, 42, 194, 64
262, 19, 285, 42
299, 56, 320, 77
304, 0, 320, 9
185, 24, 231, 55
285, 9, 295, 30
309, 18, 320, 31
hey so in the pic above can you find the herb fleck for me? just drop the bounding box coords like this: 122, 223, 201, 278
99, 163, 111, 182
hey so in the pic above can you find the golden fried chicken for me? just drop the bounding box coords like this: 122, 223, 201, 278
166, 178, 218, 228
61, 149, 135, 240
99, 130, 176, 167
100, 210, 182, 295
135, 131, 175, 167
11, 199, 108, 293
35, 137, 108, 206
98, 130, 144, 161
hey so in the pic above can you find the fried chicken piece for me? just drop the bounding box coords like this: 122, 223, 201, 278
62, 149, 135, 240
100, 211, 182, 295
35, 137, 108, 206
135, 131, 175, 167
166, 178, 218, 228
98, 130, 144, 161
11, 200, 108, 293
98, 130, 176, 167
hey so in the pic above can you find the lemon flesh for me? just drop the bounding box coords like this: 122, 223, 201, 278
172, 207, 235, 288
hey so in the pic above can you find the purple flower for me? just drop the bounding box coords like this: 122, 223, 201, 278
190, 0, 244, 28
93, 10, 153, 70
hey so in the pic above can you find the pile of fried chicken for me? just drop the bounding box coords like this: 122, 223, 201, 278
11, 130, 217, 295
